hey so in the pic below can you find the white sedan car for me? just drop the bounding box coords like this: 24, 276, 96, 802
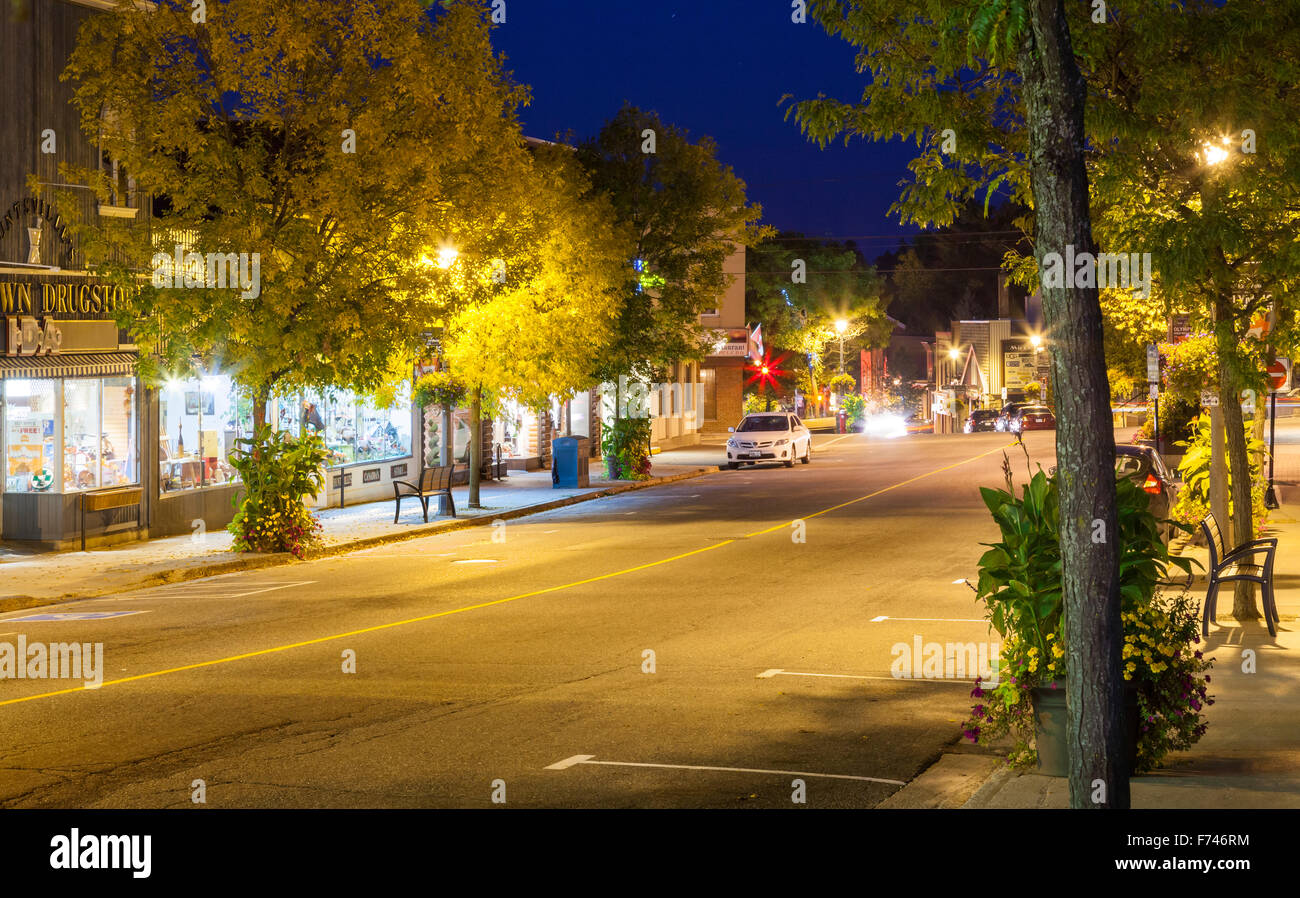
725, 412, 813, 469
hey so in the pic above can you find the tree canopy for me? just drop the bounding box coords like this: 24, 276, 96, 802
575, 104, 771, 384
61, 0, 524, 410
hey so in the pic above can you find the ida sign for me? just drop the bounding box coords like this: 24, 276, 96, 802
4, 316, 62, 356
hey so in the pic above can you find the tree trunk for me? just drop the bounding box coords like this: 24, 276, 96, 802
1214, 302, 1259, 619
1021, 0, 1127, 809
468, 386, 482, 509
253, 387, 270, 430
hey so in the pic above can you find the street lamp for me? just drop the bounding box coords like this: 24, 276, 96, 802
1030, 334, 1043, 351
835, 318, 848, 372
435, 245, 460, 269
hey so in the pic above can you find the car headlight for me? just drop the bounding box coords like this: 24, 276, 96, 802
726, 439, 736, 447
775, 439, 789, 446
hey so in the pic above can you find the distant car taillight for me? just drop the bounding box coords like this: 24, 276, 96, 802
1142, 473, 1162, 495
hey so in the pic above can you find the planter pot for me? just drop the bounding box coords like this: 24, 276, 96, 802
605, 459, 621, 480
1031, 681, 1139, 777
1030, 682, 1070, 777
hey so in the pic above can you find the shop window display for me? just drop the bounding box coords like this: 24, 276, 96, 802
276, 386, 411, 467
159, 376, 252, 492
4, 379, 58, 492
2, 377, 137, 494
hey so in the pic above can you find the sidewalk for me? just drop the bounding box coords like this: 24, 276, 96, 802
0, 450, 717, 611
896, 491, 1300, 809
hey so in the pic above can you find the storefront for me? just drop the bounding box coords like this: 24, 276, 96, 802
1, 274, 144, 545
265, 384, 417, 508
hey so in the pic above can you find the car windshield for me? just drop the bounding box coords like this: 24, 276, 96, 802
972, 411, 996, 418
1021, 407, 1050, 415
737, 415, 789, 432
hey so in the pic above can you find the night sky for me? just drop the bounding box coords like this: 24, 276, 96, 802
491, 1, 922, 256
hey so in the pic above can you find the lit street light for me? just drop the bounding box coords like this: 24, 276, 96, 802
835, 318, 848, 372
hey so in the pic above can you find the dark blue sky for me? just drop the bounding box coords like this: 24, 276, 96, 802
491, 1, 921, 255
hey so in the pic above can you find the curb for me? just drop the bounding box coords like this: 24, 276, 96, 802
875, 752, 1005, 809
1, 466, 716, 610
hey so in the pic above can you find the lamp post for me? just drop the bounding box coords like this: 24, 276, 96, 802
835, 318, 848, 372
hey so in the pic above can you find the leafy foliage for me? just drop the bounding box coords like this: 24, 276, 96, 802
226, 428, 329, 558
576, 105, 772, 383
966, 461, 1198, 769
600, 417, 652, 481
62, 0, 526, 403
1171, 413, 1269, 533
412, 370, 468, 411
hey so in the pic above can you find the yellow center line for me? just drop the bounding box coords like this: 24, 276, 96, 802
741, 442, 1014, 538
1, 442, 1013, 709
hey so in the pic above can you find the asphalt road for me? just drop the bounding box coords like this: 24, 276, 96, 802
0, 429, 1059, 809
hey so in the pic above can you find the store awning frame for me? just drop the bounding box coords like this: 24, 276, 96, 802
0, 352, 137, 379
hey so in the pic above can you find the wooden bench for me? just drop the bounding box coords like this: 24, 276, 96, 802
80, 486, 144, 551
1200, 511, 1279, 637
393, 465, 456, 523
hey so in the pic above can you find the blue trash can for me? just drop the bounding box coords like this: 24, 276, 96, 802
552, 436, 589, 488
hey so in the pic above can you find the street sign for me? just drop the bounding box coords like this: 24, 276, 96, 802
1167, 314, 1192, 344
1267, 359, 1292, 392
1149, 383, 1159, 399
1201, 390, 1220, 407
1146, 344, 1159, 383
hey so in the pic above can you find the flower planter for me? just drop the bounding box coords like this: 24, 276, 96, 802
605, 458, 621, 480
1031, 681, 1140, 777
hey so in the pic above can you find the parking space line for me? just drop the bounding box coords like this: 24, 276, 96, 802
111, 581, 316, 600
870, 616, 986, 623
757, 668, 977, 684
544, 754, 905, 786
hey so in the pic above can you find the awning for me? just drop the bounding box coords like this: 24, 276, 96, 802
0, 352, 137, 378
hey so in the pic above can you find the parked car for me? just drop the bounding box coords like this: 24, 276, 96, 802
725, 413, 812, 469
1115, 444, 1180, 540
995, 402, 1029, 432
965, 409, 999, 433
1009, 405, 1056, 433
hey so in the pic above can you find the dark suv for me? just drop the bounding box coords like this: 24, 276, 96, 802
965, 409, 999, 433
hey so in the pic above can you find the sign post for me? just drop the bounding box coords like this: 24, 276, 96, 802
1146, 344, 1160, 452
1265, 359, 1289, 509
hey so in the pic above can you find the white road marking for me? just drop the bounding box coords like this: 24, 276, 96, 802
2, 610, 149, 622
546, 754, 904, 786
452, 559, 499, 564
112, 581, 316, 600
545, 754, 594, 770
870, 615, 888, 623
951, 578, 968, 584
870, 616, 987, 623
756, 668, 783, 678
760, 669, 977, 684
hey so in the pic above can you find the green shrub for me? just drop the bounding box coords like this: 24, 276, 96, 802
600, 416, 652, 480
227, 427, 329, 558
964, 459, 1204, 771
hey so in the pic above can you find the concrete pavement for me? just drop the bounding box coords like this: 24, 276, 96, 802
893, 454, 1300, 809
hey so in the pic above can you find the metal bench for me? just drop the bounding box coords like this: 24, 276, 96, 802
1200, 512, 1279, 637
393, 465, 456, 523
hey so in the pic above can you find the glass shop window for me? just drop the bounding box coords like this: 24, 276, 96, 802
4, 379, 58, 493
